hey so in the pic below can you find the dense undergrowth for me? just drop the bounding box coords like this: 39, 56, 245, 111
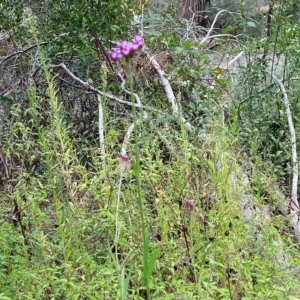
1, 0, 300, 299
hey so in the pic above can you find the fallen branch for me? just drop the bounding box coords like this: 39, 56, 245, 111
201, 10, 228, 45
53, 63, 153, 159
144, 49, 194, 133
272, 76, 298, 211
97, 94, 105, 168
270, 75, 300, 241
121, 123, 135, 157
228, 51, 244, 68
53, 63, 155, 110
0, 42, 48, 66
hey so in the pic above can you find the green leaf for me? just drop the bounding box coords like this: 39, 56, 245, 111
223, 25, 239, 33
174, 47, 185, 54
247, 21, 256, 28
0, 95, 14, 106
145, 248, 159, 282
182, 41, 192, 50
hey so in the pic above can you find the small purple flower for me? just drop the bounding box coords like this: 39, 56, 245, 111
121, 43, 132, 56
133, 35, 144, 49
186, 199, 195, 210
120, 153, 131, 162
119, 153, 132, 172
108, 35, 145, 61
109, 49, 122, 61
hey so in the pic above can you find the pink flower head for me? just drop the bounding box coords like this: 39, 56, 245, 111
109, 49, 122, 61
186, 199, 195, 210
108, 35, 145, 61
120, 153, 131, 162
133, 35, 144, 49
121, 42, 132, 56
119, 153, 132, 172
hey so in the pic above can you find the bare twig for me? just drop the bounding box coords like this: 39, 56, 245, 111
97, 94, 105, 168
272, 76, 298, 211
121, 123, 135, 157
52, 63, 153, 158
268, 75, 300, 241
228, 51, 244, 68
117, 71, 148, 157
201, 10, 228, 45
117, 72, 148, 120
53, 63, 149, 109
144, 48, 194, 133
0, 42, 48, 66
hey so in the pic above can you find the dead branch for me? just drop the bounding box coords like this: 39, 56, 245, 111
272, 76, 298, 211
144, 48, 194, 133
97, 94, 105, 168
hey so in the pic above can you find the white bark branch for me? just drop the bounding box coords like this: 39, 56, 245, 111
144, 49, 194, 133
54, 63, 152, 159
97, 94, 105, 168
272, 76, 298, 211
54, 63, 151, 110
228, 51, 244, 68
116, 71, 149, 156
201, 10, 228, 45
148, 55, 178, 116
121, 123, 135, 157
117, 72, 148, 120
270, 75, 300, 241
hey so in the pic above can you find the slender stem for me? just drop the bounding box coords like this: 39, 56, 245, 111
128, 63, 150, 299
114, 174, 123, 268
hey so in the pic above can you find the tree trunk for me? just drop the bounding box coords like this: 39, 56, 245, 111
182, 0, 209, 25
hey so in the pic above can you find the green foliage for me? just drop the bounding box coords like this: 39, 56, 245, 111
233, 59, 290, 172
1, 1, 300, 299
0, 0, 24, 34
40, 0, 134, 52
232, 0, 300, 185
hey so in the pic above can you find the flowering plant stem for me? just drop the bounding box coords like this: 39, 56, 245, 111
128, 64, 154, 299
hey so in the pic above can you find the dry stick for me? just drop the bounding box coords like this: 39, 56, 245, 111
117, 65, 175, 157
182, 8, 204, 40
144, 49, 194, 133
117, 72, 148, 120
228, 51, 244, 68
53, 64, 153, 158
97, 94, 105, 169
272, 76, 298, 211
58, 63, 108, 160
270, 75, 300, 242
201, 10, 228, 45
0, 42, 48, 66
56, 64, 162, 113
121, 123, 134, 157
55, 64, 144, 108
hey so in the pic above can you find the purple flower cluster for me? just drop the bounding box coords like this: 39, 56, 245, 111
108, 35, 144, 61
186, 199, 195, 210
